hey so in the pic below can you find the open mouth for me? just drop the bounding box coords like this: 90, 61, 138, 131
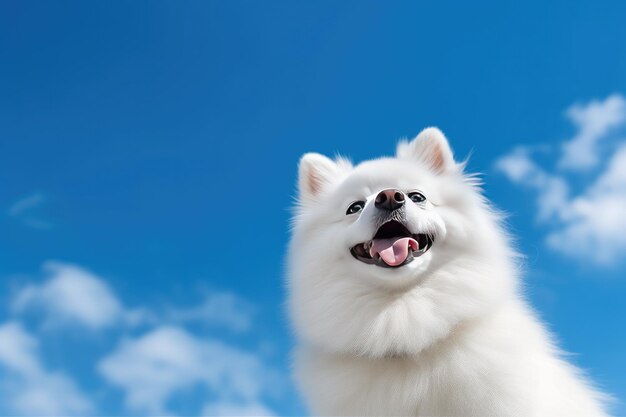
350, 220, 434, 268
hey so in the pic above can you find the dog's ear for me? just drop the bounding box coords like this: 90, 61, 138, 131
298, 153, 351, 201
396, 127, 457, 174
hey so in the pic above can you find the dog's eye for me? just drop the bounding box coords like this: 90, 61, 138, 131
408, 192, 426, 203
346, 201, 365, 215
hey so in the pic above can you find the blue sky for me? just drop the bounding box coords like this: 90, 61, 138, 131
1, 1, 625, 415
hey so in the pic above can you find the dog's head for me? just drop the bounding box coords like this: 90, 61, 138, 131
289, 128, 518, 356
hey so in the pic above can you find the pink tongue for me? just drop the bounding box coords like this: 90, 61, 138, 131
369, 237, 419, 266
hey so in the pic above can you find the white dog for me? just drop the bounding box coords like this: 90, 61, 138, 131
287, 128, 610, 416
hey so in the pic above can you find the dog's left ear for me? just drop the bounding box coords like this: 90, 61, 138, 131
396, 127, 457, 174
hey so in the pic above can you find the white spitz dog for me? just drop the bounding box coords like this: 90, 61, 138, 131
287, 128, 610, 416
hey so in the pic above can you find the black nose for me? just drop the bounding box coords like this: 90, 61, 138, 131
375, 189, 405, 211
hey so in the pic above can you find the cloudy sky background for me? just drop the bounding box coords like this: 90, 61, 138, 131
1, 1, 625, 415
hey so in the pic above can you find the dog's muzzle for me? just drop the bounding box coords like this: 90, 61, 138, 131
350, 220, 434, 268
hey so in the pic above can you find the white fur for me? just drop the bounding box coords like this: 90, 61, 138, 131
288, 128, 610, 416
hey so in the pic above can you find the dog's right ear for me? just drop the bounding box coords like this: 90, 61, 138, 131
298, 153, 350, 202
396, 127, 457, 174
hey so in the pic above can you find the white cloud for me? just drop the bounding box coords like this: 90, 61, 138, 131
201, 401, 276, 416
546, 145, 626, 263
0, 322, 93, 415
0, 323, 39, 376
11, 261, 256, 335
12, 261, 125, 329
5, 261, 271, 414
168, 291, 254, 333
98, 326, 278, 415
559, 94, 626, 170
496, 94, 626, 264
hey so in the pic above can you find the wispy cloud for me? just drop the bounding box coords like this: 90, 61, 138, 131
7, 192, 53, 229
7, 193, 46, 217
496, 94, 626, 265
0, 322, 93, 415
167, 291, 255, 333
559, 94, 626, 170
98, 326, 280, 415
495, 147, 569, 221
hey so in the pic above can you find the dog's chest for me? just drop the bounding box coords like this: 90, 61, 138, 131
295, 347, 528, 417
